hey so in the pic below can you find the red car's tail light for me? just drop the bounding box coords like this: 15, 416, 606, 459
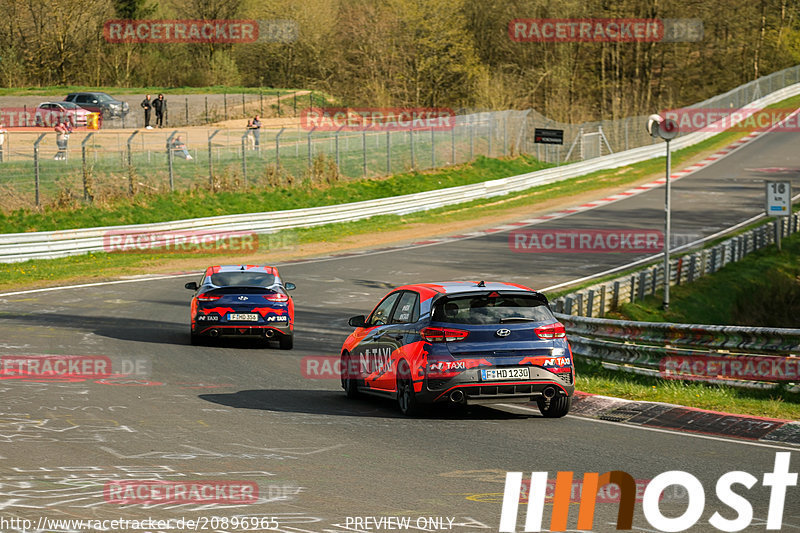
421, 327, 469, 342
535, 322, 566, 339
197, 293, 221, 302
263, 293, 289, 302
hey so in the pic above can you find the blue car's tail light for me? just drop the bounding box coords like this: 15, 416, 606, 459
263, 293, 289, 302
421, 327, 469, 342
534, 322, 566, 339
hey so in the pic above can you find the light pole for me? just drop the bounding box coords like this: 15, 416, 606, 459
646, 114, 678, 310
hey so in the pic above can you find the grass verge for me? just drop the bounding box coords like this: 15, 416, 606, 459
0, 125, 758, 291
608, 228, 800, 326
574, 358, 800, 420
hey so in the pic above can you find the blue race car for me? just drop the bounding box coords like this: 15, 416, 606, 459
185, 265, 296, 349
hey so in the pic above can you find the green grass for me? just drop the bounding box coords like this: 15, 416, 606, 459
570, 225, 800, 419
0, 155, 553, 233
574, 358, 800, 419
0, 123, 756, 290
0, 124, 747, 234
609, 228, 800, 326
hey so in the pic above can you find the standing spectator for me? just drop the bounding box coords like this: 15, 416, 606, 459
153, 94, 166, 128
251, 115, 261, 149
245, 119, 256, 150
0, 122, 6, 163
141, 94, 153, 129
54, 121, 71, 160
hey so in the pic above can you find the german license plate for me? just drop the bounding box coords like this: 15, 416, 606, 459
481, 367, 530, 381
228, 313, 259, 322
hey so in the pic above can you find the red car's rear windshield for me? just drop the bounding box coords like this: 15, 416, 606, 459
432, 294, 552, 324
208, 272, 275, 287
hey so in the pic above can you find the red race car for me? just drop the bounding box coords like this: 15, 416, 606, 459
340, 281, 574, 416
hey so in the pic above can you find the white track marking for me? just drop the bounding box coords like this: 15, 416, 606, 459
497, 403, 800, 451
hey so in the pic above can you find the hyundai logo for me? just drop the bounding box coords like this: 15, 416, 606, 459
496, 329, 511, 337
237, 296, 249, 301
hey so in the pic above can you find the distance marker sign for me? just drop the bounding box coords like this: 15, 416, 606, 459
534, 128, 563, 145
765, 181, 792, 217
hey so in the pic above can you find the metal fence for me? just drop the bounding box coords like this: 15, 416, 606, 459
558, 313, 800, 390
2, 63, 800, 209
550, 212, 800, 318
549, 213, 800, 389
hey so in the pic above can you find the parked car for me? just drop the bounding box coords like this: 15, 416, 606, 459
64, 92, 129, 119
185, 265, 296, 349
340, 281, 575, 416
35, 102, 92, 127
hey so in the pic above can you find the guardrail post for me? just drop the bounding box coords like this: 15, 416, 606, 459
386, 131, 391, 173
335, 125, 344, 174
599, 286, 606, 318
33, 133, 46, 207
166, 131, 178, 192
638, 271, 646, 300
488, 117, 493, 156
430, 127, 435, 168
565, 297, 574, 315
451, 125, 456, 164
362, 128, 368, 176
208, 129, 220, 187
576, 293, 584, 316
276, 127, 285, 171
469, 119, 474, 160
587, 290, 595, 318
241, 132, 248, 187
125, 131, 138, 197
613, 281, 620, 309
307, 126, 316, 169
650, 266, 658, 295
503, 114, 508, 156
81, 132, 96, 201
409, 128, 415, 170
629, 276, 636, 303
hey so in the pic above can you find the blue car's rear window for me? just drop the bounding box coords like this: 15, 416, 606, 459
432, 294, 552, 324
209, 272, 275, 287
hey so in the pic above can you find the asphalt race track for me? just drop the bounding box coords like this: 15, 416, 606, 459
0, 129, 799, 532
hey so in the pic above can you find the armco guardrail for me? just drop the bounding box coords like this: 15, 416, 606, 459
551, 212, 800, 388
556, 313, 800, 388
550, 213, 800, 318
4, 80, 800, 263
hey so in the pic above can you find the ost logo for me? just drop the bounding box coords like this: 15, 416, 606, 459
500, 452, 797, 532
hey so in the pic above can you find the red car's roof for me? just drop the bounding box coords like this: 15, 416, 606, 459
204, 265, 278, 277
395, 281, 535, 296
